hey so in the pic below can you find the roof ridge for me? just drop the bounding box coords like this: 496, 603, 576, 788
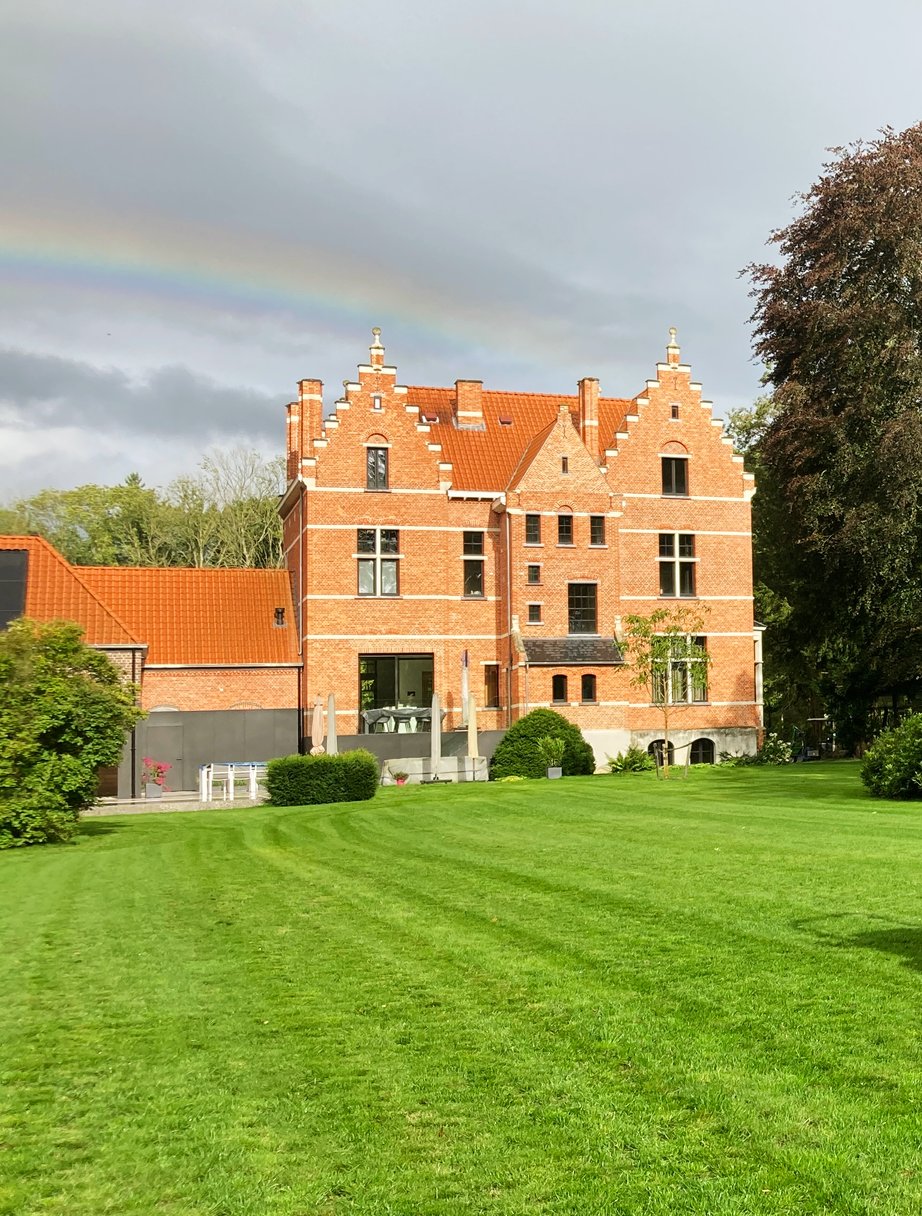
504, 417, 557, 491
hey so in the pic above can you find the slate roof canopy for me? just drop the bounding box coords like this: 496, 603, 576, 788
523, 637, 623, 667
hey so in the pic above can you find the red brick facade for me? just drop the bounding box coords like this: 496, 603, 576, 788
281, 330, 760, 763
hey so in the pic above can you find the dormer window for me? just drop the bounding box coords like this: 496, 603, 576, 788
274, 607, 286, 627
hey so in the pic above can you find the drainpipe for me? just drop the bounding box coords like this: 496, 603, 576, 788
504, 506, 513, 726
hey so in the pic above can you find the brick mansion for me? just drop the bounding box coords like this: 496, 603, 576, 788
282, 329, 762, 763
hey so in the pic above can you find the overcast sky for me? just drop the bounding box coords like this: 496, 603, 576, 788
2, 0, 921, 497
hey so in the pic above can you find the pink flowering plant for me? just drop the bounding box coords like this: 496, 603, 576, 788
141, 757, 171, 787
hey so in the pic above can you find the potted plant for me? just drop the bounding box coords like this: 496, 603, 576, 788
141, 756, 171, 799
537, 736, 566, 779
391, 770, 409, 786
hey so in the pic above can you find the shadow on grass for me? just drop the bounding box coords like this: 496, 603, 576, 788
794, 913, 922, 974
75, 819, 130, 839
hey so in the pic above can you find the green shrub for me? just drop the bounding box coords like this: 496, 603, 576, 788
0, 619, 143, 849
490, 709, 595, 780
266, 749, 378, 807
860, 715, 922, 799
607, 747, 655, 774
720, 733, 792, 768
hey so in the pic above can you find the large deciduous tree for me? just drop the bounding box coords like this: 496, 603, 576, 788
747, 123, 922, 746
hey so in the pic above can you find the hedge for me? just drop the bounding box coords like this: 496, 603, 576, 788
489, 708, 595, 779
860, 714, 922, 799
265, 750, 379, 807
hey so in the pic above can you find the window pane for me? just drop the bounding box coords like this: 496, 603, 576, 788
659, 533, 675, 557
527, 565, 541, 584
525, 514, 541, 544
678, 533, 695, 557
558, 514, 573, 545
692, 663, 708, 703
568, 583, 597, 633
357, 528, 376, 553
662, 457, 688, 496
581, 673, 596, 702
463, 531, 484, 555
679, 562, 696, 596
380, 560, 398, 596
366, 447, 388, 490
485, 664, 500, 708
358, 560, 376, 596
652, 671, 666, 704
552, 674, 567, 702
528, 603, 541, 623
671, 663, 689, 702
590, 516, 605, 545
463, 560, 484, 597
380, 529, 399, 554
659, 563, 676, 596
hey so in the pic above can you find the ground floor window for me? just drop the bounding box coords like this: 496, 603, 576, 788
359, 653, 433, 732
484, 664, 500, 709
648, 739, 675, 766
552, 674, 568, 703
690, 737, 715, 764
581, 673, 597, 703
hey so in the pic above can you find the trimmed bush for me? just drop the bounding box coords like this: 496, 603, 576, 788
860, 715, 922, 799
266, 749, 378, 807
490, 709, 595, 780
607, 747, 655, 774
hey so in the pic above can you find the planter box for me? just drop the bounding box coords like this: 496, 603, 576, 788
547, 767, 562, 780
144, 783, 162, 799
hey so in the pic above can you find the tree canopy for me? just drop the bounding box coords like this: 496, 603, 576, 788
1, 449, 284, 569
746, 123, 922, 745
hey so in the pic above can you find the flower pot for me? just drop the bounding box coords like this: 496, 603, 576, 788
145, 783, 162, 799
395, 777, 408, 786
547, 767, 562, 780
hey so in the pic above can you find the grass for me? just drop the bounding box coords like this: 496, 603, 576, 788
3, 762, 922, 1214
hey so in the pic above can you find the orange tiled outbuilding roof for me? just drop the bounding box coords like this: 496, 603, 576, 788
404, 388, 633, 491
0, 536, 140, 646
78, 567, 300, 666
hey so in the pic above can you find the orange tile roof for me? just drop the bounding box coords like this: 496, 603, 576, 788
405, 388, 633, 491
0, 536, 140, 646
78, 567, 300, 666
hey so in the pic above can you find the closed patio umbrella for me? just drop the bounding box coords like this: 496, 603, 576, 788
310, 698, 325, 754
326, 693, 338, 755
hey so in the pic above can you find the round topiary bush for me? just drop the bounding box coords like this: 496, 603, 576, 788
860, 714, 922, 799
489, 708, 595, 780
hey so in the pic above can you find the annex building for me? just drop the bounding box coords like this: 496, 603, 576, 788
281, 329, 762, 765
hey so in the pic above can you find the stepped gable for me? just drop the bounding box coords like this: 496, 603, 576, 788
78, 567, 299, 666
0, 535, 139, 646
405, 387, 633, 491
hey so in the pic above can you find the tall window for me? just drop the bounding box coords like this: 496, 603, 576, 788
463, 531, 484, 597
525, 514, 541, 545
590, 516, 605, 546
527, 564, 541, 584
552, 674, 568, 703
652, 636, 708, 704
568, 583, 597, 634
484, 664, 500, 708
557, 513, 574, 545
357, 528, 399, 596
581, 673, 597, 703
366, 447, 388, 490
661, 456, 688, 496
658, 533, 696, 597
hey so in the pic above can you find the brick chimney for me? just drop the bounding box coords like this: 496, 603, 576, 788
666, 326, 681, 367
578, 377, 600, 463
285, 401, 299, 480
298, 378, 323, 456
369, 327, 385, 369
455, 380, 484, 429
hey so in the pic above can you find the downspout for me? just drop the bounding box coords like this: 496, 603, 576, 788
505, 507, 513, 726
130, 647, 138, 799
298, 482, 306, 754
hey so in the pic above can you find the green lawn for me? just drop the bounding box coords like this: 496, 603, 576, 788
3, 763, 922, 1215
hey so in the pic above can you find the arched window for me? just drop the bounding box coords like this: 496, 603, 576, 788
690, 738, 715, 765
552, 674, 568, 703
581, 674, 597, 703
648, 739, 675, 766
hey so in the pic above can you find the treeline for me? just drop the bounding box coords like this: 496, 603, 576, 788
0, 449, 285, 568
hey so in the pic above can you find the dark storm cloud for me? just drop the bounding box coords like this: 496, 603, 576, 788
0, 348, 278, 442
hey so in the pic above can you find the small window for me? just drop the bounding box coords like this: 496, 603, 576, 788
372, 394, 383, 412
527, 564, 541, 585
274, 607, 286, 627
463, 559, 484, 597
484, 664, 500, 708
662, 456, 688, 496
568, 583, 597, 634
670, 403, 680, 420
366, 446, 389, 490
561, 456, 569, 474
552, 674, 568, 703
525, 514, 541, 545
528, 603, 542, 624
690, 738, 715, 765
463, 531, 484, 555
590, 516, 605, 546
557, 514, 573, 545
581, 673, 597, 703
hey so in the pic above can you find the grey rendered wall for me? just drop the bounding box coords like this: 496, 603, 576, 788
335, 730, 506, 767
126, 709, 300, 794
